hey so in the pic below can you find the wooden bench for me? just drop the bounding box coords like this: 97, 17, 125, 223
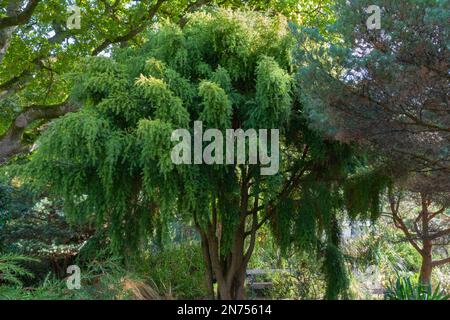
246, 269, 292, 292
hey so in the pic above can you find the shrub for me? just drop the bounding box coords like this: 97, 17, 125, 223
138, 243, 207, 299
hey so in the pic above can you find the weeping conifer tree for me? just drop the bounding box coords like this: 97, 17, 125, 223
25, 9, 381, 300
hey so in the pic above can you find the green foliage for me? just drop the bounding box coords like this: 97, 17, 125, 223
0, 256, 148, 300
385, 276, 450, 300
0, 278, 68, 300
223, 0, 336, 30
25, 8, 297, 255
344, 169, 391, 222
198, 81, 232, 130
0, 197, 91, 259
0, 253, 37, 286
2, 0, 433, 302
323, 242, 349, 300
21, 7, 385, 300
69, 257, 139, 300
249, 231, 327, 299
136, 244, 207, 299
0, 180, 34, 221
2, 0, 274, 136
250, 56, 293, 129
292, 0, 450, 185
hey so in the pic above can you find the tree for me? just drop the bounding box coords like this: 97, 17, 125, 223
293, 0, 450, 286
293, 0, 449, 187
0, 0, 165, 162
24, 8, 370, 300
0, 0, 333, 164
388, 182, 450, 287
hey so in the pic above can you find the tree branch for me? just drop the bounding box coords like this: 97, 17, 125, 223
0, 0, 41, 29
0, 56, 46, 100
91, 0, 166, 55
432, 256, 450, 267
0, 100, 79, 163
429, 227, 450, 240
389, 198, 424, 255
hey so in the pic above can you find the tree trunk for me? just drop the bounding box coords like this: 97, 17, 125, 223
199, 233, 216, 299
419, 251, 433, 287
197, 221, 252, 300
194, 175, 259, 300
419, 195, 432, 287
0, 0, 22, 64
214, 263, 247, 300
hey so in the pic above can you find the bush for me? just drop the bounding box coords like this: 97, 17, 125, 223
137, 243, 207, 299
248, 228, 326, 300
0, 256, 161, 300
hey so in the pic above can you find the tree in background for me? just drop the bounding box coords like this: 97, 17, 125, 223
293, 0, 449, 286
388, 184, 450, 287
293, 0, 449, 181
1, 0, 167, 161
24, 8, 375, 299
0, 0, 333, 163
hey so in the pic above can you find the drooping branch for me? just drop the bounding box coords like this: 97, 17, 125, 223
0, 0, 171, 162
0, 0, 223, 165
178, 0, 211, 27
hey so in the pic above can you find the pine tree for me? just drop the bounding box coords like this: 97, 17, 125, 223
293, 0, 449, 288
293, 0, 449, 188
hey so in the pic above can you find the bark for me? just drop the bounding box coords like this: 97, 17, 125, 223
204, 216, 256, 300
0, 1, 41, 63
194, 183, 258, 300
0, 25, 15, 64
418, 196, 432, 287
0, 1, 20, 64
419, 245, 433, 287
199, 231, 216, 299
0, 0, 40, 29
0, 101, 79, 164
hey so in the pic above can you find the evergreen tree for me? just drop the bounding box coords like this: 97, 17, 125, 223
0, 0, 332, 163
293, 0, 449, 287
293, 0, 449, 187
26, 8, 375, 300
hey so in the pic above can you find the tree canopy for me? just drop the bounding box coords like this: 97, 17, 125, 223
294, 0, 450, 286
23, 7, 382, 299
294, 0, 449, 189
1, 0, 448, 302
0, 0, 334, 163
